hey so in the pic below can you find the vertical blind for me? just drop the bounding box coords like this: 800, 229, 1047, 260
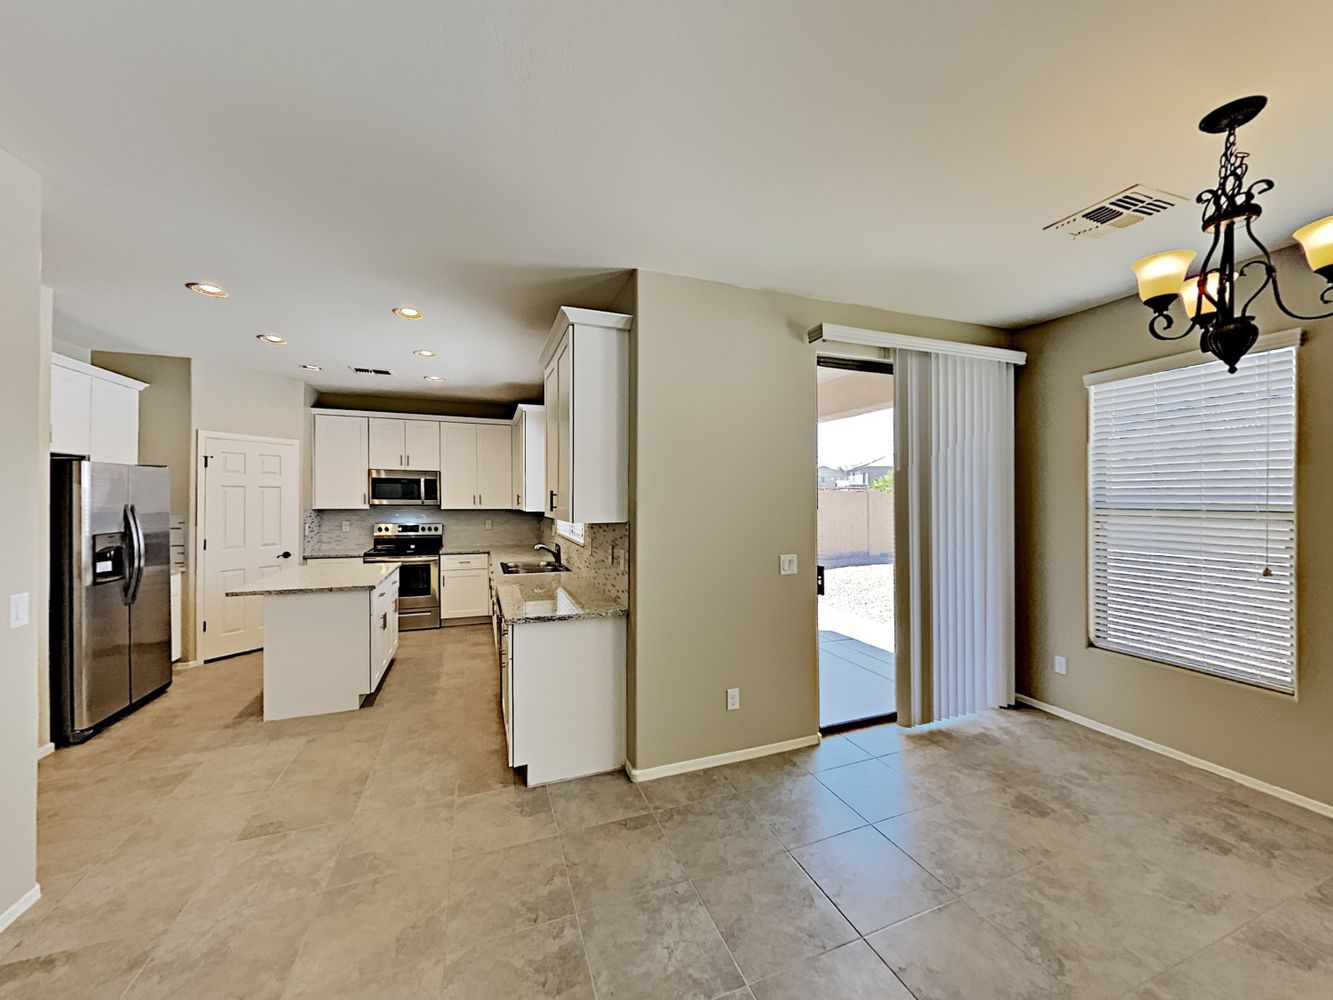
1087, 346, 1297, 693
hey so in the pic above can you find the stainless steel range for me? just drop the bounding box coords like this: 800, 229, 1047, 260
364, 522, 442, 630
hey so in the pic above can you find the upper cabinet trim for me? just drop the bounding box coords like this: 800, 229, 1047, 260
311, 407, 513, 426
52, 353, 149, 391
541, 307, 633, 369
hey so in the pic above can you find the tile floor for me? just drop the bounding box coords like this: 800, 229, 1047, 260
4, 625, 1333, 998
818, 630, 894, 727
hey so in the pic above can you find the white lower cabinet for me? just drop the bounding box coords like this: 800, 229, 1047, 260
503, 615, 626, 785
370, 577, 399, 691
441, 554, 490, 619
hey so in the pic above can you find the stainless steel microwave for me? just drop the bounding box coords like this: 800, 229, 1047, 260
368, 470, 440, 506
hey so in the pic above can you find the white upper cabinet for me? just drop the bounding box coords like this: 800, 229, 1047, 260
50, 355, 145, 462
404, 420, 440, 471
511, 404, 546, 512
50, 363, 93, 455
313, 413, 369, 509
439, 421, 512, 509
540, 307, 631, 523
368, 417, 439, 471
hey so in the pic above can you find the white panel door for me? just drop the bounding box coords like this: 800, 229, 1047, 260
312, 414, 368, 509
200, 433, 300, 660
89, 378, 140, 464
403, 420, 440, 471
476, 424, 512, 509
439, 422, 479, 508
50, 364, 92, 455
368, 417, 407, 469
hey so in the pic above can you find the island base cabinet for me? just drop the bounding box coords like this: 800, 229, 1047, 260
508, 616, 626, 785
260, 580, 399, 721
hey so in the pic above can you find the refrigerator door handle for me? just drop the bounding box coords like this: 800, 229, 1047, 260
125, 503, 146, 605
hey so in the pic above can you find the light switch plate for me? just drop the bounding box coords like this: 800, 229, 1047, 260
1054, 654, 1067, 676
484, 519, 492, 530
9, 593, 29, 629
779, 554, 798, 575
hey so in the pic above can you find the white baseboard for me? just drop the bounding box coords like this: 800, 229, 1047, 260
0, 884, 41, 935
36, 742, 54, 761
173, 659, 204, 672
1015, 694, 1333, 819
626, 733, 821, 783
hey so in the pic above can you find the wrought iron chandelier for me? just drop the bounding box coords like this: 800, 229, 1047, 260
1130, 95, 1333, 372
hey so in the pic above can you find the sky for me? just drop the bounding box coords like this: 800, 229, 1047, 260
818, 409, 894, 469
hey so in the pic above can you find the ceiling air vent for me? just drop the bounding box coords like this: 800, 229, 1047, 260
349, 367, 395, 377
1044, 185, 1185, 240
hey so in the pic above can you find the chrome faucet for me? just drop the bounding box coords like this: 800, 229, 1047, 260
534, 542, 562, 566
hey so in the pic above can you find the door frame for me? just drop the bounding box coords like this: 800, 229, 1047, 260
194, 430, 301, 662
814, 354, 897, 733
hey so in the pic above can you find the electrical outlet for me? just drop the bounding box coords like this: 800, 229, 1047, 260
779, 554, 798, 575
9, 593, 29, 629
484, 519, 492, 530
340, 520, 350, 533
726, 687, 740, 711
1054, 654, 1068, 676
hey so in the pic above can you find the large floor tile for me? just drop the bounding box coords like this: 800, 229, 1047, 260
792, 825, 953, 934
548, 770, 650, 832
815, 757, 938, 822
283, 865, 451, 995
741, 774, 866, 849
182, 823, 348, 917
123, 894, 319, 1000
637, 768, 736, 810
867, 899, 1065, 1000
715, 753, 809, 796
238, 772, 369, 840
693, 853, 856, 982
452, 785, 556, 857
579, 883, 743, 999
441, 916, 594, 1000
655, 795, 786, 879
842, 722, 909, 756
787, 734, 873, 773
445, 837, 574, 961
327, 797, 453, 887
0, 939, 151, 1000
875, 802, 1034, 894
750, 939, 912, 999
561, 813, 687, 910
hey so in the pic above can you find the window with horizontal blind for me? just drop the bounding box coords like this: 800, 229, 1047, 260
1087, 345, 1296, 693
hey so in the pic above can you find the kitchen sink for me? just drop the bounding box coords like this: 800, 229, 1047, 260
499, 561, 569, 575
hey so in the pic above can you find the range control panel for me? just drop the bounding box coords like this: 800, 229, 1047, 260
373, 522, 443, 537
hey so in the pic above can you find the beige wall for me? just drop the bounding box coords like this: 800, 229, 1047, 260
1013, 244, 1333, 806
0, 145, 42, 920
630, 270, 1006, 770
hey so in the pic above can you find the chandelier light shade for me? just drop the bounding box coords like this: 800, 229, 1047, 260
1131, 96, 1333, 372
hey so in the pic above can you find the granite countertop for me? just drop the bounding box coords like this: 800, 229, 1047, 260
303, 552, 365, 560
495, 572, 626, 624
226, 562, 399, 597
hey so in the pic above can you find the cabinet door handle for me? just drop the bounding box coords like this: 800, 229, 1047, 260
549, 490, 556, 512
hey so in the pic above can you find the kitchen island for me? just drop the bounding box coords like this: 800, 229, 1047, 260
226, 562, 400, 721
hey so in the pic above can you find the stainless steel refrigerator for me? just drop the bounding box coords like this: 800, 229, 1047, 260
50, 459, 173, 743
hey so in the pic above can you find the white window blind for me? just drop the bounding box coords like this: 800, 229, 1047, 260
1088, 346, 1296, 693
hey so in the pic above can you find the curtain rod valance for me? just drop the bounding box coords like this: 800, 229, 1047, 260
1083, 328, 1303, 387
808, 323, 1027, 366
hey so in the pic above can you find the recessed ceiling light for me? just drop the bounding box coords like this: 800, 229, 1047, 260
185, 281, 228, 298
413, 349, 437, 359
301, 364, 322, 371
394, 306, 423, 320
423, 374, 444, 382
256, 334, 287, 345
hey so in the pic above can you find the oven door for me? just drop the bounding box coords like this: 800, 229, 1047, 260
369, 471, 427, 505
395, 559, 439, 612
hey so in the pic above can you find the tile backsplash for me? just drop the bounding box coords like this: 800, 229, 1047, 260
305, 507, 543, 555
541, 520, 629, 606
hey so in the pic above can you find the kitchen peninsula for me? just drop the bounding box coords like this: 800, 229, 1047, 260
226, 562, 400, 720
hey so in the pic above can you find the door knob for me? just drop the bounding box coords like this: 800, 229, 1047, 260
279, 551, 292, 560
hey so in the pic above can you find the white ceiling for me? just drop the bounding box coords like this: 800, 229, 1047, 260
2, 1, 1330, 402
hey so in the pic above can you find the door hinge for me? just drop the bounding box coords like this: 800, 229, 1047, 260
203, 455, 211, 468
202, 621, 207, 632
203, 538, 207, 551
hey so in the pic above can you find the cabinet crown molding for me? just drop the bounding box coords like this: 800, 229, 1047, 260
541, 307, 633, 369
53, 353, 149, 391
